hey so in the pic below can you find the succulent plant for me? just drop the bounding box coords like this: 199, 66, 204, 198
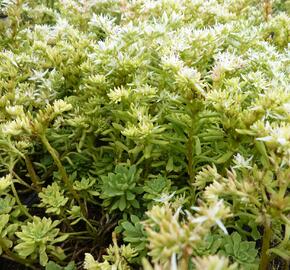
0, 214, 13, 255
219, 232, 258, 268
118, 215, 147, 252
84, 233, 138, 270
38, 183, 69, 215
100, 165, 143, 212
14, 217, 68, 266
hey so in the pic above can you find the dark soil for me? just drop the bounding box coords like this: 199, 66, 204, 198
0, 258, 32, 270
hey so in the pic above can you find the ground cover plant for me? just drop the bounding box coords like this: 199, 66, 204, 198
0, 0, 289, 269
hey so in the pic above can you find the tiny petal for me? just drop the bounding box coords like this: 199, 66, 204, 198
256, 136, 272, 142
191, 216, 208, 224
216, 219, 228, 235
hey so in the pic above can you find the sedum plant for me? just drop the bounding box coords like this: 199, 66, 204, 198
38, 183, 69, 215
14, 217, 68, 266
84, 233, 138, 270
0, 0, 289, 269
219, 232, 258, 268
142, 199, 231, 268
100, 165, 143, 212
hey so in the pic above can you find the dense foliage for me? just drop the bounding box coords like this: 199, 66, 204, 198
0, 0, 289, 269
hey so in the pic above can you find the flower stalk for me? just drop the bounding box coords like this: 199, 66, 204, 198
259, 216, 272, 270
40, 134, 87, 218
24, 155, 41, 192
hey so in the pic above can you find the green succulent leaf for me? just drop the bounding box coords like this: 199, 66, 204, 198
220, 232, 258, 267
100, 165, 143, 212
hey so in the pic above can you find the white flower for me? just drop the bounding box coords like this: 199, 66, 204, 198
177, 66, 200, 81
154, 192, 176, 203
141, 0, 159, 12
232, 153, 253, 169
212, 52, 244, 81
54, 17, 70, 32
29, 69, 48, 82
89, 13, 116, 33
257, 125, 290, 146
161, 53, 183, 71
191, 200, 230, 234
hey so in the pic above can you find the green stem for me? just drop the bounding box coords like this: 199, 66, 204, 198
40, 134, 87, 218
187, 104, 200, 201
24, 155, 41, 191
60, 208, 73, 232
64, 231, 89, 236
83, 217, 99, 235
259, 216, 272, 270
187, 129, 194, 184
10, 180, 33, 219
12, 171, 34, 190
187, 106, 196, 184
68, 236, 92, 240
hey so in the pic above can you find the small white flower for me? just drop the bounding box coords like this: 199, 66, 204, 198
54, 17, 70, 32
154, 192, 176, 203
257, 126, 290, 146
29, 69, 48, 82
191, 200, 229, 234
89, 14, 116, 33
161, 53, 183, 71
233, 153, 253, 169
141, 0, 159, 12
177, 66, 199, 80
